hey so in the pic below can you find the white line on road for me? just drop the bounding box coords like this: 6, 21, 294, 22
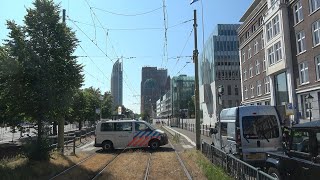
163, 126, 196, 147
82, 147, 96, 151
79, 141, 94, 149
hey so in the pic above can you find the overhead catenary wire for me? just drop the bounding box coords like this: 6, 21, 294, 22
78, 44, 110, 82
82, 1, 141, 102
67, 18, 192, 31
68, 16, 140, 103
91, 6, 162, 17
176, 60, 192, 75
82, 69, 106, 86
171, 28, 193, 74
84, 0, 118, 58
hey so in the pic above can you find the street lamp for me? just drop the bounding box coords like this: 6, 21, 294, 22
305, 93, 314, 122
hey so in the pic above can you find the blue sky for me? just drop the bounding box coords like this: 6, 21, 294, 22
0, 0, 253, 114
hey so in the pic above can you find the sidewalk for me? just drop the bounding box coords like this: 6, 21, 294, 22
166, 126, 212, 145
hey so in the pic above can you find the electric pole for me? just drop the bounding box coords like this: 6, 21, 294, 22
193, 10, 201, 150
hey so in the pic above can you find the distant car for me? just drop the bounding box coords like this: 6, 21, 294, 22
265, 120, 320, 180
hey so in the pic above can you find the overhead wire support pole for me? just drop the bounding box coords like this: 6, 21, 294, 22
193, 10, 201, 150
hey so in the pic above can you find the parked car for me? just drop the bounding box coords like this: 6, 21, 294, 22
209, 105, 283, 167
265, 120, 320, 180
94, 119, 168, 151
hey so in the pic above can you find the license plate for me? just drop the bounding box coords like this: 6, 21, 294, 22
245, 153, 265, 160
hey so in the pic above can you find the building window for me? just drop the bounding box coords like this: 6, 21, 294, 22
244, 86, 248, 99
299, 62, 309, 84
312, 20, 320, 46
264, 76, 270, 94
265, 101, 270, 105
263, 58, 266, 71
274, 41, 283, 62
259, 16, 264, 26
249, 64, 253, 78
248, 45, 252, 59
227, 85, 232, 95
235, 100, 240, 106
273, 15, 280, 36
310, 0, 320, 13
250, 84, 255, 98
242, 51, 246, 62
252, 24, 256, 33
255, 60, 260, 75
261, 34, 264, 49
296, 31, 306, 54
254, 40, 259, 54
257, 80, 262, 96
266, 22, 273, 41
294, 1, 303, 24
316, 55, 320, 80
228, 100, 232, 108
268, 46, 275, 65
235, 85, 239, 95
243, 69, 247, 81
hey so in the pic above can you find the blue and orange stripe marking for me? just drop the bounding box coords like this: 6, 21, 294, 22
127, 131, 161, 147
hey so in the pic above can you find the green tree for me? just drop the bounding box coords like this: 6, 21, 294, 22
101, 91, 113, 119
83, 87, 101, 123
2, 0, 83, 160
188, 96, 195, 118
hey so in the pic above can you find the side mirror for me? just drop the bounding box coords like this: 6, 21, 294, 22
210, 128, 218, 135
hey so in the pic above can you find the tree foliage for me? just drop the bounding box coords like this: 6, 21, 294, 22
0, 0, 83, 161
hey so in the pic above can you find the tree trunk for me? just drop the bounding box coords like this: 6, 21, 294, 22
52, 121, 58, 135
37, 118, 42, 144
57, 117, 65, 154
78, 120, 82, 130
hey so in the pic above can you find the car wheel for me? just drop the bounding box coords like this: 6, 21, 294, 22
149, 139, 160, 150
102, 141, 113, 151
268, 167, 281, 180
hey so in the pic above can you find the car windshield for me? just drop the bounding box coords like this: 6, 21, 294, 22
242, 115, 280, 140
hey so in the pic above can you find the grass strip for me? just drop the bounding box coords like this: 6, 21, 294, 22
183, 150, 231, 180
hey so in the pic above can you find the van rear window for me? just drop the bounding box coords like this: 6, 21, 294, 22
242, 115, 279, 139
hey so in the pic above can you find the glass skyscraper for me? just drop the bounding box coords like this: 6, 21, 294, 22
199, 24, 241, 125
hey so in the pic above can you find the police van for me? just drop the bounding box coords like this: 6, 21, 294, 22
94, 119, 168, 151
210, 105, 282, 166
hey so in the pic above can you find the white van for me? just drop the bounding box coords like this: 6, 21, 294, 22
94, 120, 168, 151
210, 105, 282, 166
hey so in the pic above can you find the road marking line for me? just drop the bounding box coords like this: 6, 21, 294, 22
82, 147, 96, 151
79, 141, 94, 149
163, 126, 196, 147
182, 145, 193, 149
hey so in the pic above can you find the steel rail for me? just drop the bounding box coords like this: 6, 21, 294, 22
143, 153, 152, 180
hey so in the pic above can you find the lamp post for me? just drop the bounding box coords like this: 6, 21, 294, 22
305, 93, 314, 122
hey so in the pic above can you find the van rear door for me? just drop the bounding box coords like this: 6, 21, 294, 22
239, 106, 282, 162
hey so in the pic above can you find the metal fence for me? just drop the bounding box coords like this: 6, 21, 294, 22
201, 142, 277, 180
49, 127, 95, 154
178, 122, 212, 137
